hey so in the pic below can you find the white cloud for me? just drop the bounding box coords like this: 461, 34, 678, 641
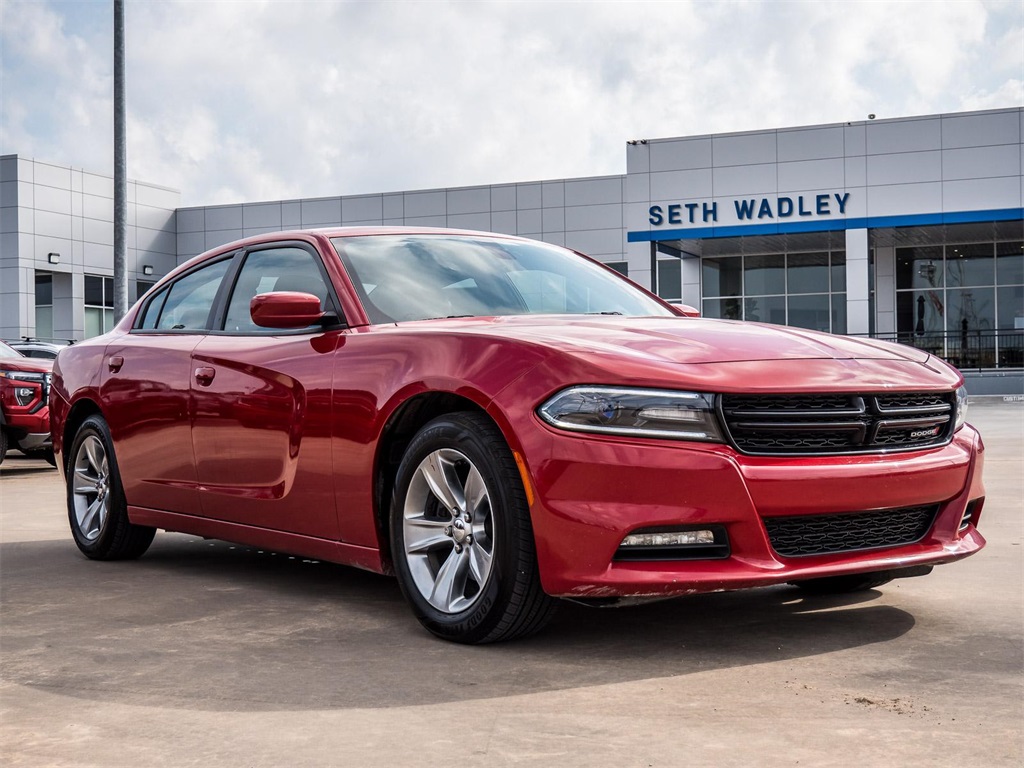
2, 0, 1021, 205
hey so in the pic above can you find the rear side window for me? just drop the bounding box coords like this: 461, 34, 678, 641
137, 259, 231, 331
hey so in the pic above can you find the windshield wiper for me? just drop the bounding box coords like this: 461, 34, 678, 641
586, 311, 623, 315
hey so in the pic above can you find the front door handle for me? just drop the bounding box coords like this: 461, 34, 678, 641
107, 355, 124, 373
194, 366, 216, 386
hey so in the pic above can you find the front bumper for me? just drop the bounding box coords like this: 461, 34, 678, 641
519, 419, 986, 598
15, 432, 52, 452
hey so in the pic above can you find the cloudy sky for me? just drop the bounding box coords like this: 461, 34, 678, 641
2, 0, 1022, 206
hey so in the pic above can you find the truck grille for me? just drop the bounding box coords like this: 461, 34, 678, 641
719, 392, 955, 456
763, 504, 939, 558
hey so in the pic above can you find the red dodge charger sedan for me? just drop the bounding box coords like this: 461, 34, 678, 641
50, 228, 985, 643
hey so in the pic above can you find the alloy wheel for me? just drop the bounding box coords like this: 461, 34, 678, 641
72, 434, 110, 542
402, 448, 495, 613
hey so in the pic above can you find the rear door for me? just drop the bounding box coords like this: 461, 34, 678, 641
103, 255, 233, 514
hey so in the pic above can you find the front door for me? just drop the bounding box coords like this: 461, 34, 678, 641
190, 244, 342, 539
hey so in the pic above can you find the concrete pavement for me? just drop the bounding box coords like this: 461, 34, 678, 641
1, 398, 1021, 767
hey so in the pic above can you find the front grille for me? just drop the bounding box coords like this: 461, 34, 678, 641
719, 392, 955, 456
764, 505, 939, 558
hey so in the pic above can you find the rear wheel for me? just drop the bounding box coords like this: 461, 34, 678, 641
390, 412, 556, 644
67, 415, 155, 560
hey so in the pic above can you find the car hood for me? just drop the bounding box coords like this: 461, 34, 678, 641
0, 357, 53, 374
415, 315, 930, 366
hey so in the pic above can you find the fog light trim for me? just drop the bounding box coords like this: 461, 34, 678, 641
614, 525, 730, 562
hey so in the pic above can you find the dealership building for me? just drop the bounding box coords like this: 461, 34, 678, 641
2, 106, 1022, 392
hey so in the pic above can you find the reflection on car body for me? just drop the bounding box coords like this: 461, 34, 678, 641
50, 228, 985, 643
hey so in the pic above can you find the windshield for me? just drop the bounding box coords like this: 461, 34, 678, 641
331, 235, 673, 324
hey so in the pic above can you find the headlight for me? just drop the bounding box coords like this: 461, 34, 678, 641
0, 371, 46, 383
538, 386, 724, 442
954, 385, 968, 431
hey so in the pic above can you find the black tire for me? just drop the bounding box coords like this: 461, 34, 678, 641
789, 572, 893, 595
0, 429, 7, 466
390, 411, 556, 644
66, 415, 155, 560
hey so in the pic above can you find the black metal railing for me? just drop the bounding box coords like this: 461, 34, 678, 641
866, 330, 1023, 371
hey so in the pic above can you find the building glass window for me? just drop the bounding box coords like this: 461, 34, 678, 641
744, 254, 785, 296
700, 249, 847, 332
605, 261, 629, 277
35, 272, 53, 339
702, 257, 742, 297
135, 280, 156, 303
656, 259, 681, 301
84, 275, 115, 338
894, 240, 1023, 369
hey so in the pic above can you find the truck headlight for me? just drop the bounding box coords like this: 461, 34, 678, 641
538, 386, 724, 442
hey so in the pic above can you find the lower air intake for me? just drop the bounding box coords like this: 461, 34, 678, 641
763, 505, 939, 558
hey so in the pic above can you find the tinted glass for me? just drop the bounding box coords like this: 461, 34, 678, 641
332, 235, 672, 323
35, 273, 53, 304
85, 275, 105, 306
997, 285, 1024, 330
223, 247, 333, 333
744, 295, 785, 325
135, 280, 156, 302
831, 294, 847, 334
945, 287, 994, 334
744, 254, 785, 296
657, 259, 681, 301
787, 252, 829, 294
702, 257, 741, 297
701, 297, 741, 320
155, 259, 231, 331
945, 243, 994, 287
787, 293, 830, 331
897, 290, 945, 336
138, 287, 169, 330
997, 241, 1024, 285
831, 252, 846, 292
896, 246, 943, 290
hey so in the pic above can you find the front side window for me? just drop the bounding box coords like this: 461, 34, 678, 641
222, 247, 336, 333
332, 235, 672, 324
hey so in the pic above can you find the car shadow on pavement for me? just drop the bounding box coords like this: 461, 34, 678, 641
1, 534, 915, 712
0, 462, 57, 478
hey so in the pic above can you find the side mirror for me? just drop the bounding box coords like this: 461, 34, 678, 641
250, 292, 325, 329
669, 303, 701, 318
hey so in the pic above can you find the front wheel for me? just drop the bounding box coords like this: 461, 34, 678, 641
67, 415, 155, 560
390, 412, 556, 643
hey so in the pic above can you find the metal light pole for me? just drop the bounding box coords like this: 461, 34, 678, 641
113, 0, 128, 321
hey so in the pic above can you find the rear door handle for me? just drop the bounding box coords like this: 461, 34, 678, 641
194, 366, 216, 386
107, 355, 124, 373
